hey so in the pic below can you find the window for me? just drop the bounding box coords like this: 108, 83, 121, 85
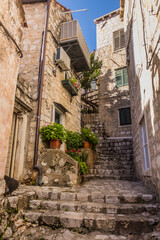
113, 29, 125, 51
119, 107, 131, 125
115, 67, 128, 87
140, 117, 150, 170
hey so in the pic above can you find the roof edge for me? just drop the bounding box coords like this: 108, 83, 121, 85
94, 9, 120, 24
120, 0, 125, 19
22, 0, 47, 4
22, 0, 70, 12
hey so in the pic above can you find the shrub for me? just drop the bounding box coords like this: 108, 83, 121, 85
40, 122, 66, 142
81, 128, 98, 149
65, 149, 88, 174
65, 130, 82, 150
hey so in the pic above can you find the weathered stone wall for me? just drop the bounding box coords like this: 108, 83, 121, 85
39, 149, 81, 186
19, 2, 47, 179
40, 0, 81, 133
95, 10, 132, 138
123, 0, 160, 195
0, 0, 25, 194
19, 0, 81, 181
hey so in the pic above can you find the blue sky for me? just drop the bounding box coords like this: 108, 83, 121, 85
57, 0, 120, 52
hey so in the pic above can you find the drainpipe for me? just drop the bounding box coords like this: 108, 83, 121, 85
33, 0, 51, 185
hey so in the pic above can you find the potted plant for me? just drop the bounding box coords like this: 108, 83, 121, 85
65, 130, 83, 150
40, 122, 66, 149
81, 128, 98, 149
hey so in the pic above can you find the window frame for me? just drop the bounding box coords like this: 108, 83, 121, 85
115, 67, 128, 88
113, 28, 125, 51
118, 107, 132, 126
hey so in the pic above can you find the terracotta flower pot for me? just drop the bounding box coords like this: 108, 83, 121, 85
50, 139, 62, 149
83, 142, 92, 149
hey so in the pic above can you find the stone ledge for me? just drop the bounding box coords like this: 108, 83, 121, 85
39, 149, 81, 187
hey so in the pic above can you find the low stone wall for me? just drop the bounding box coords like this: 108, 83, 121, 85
39, 149, 81, 187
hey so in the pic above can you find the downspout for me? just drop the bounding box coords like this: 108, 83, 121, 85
33, 0, 51, 185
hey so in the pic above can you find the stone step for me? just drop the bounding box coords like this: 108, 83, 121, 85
29, 199, 159, 215
88, 169, 134, 176
32, 190, 156, 204
91, 164, 133, 170
84, 174, 135, 181
24, 210, 158, 234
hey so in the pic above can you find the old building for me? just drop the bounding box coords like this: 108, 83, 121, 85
0, 0, 25, 195
5, 0, 90, 184
121, 0, 160, 196
94, 10, 132, 138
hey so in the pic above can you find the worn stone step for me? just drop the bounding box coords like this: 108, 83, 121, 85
84, 174, 136, 181
89, 169, 134, 175
24, 210, 158, 234
31, 190, 156, 204
29, 199, 159, 215
93, 164, 133, 169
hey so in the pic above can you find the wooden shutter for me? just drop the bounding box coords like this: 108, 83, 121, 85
113, 31, 120, 51
123, 67, 128, 85
115, 69, 122, 87
119, 108, 131, 125
120, 29, 125, 48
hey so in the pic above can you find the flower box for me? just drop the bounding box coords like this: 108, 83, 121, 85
62, 79, 78, 96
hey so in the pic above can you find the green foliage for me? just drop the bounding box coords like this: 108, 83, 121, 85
81, 128, 98, 149
40, 122, 66, 142
81, 52, 102, 90
65, 130, 82, 150
65, 149, 88, 174
69, 78, 80, 91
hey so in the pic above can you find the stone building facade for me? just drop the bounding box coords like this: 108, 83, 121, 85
121, 0, 160, 196
95, 10, 132, 138
5, 0, 89, 184
0, 0, 25, 195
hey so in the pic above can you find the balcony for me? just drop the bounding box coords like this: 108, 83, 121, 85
60, 20, 90, 72
62, 79, 78, 96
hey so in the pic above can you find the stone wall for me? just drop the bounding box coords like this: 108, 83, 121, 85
40, 0, 81, 133
18, 0, 81, 181
95, 10, 132, 138
39, 149, 81, 186
19, 2, 47, 178
0, 0, 25, 194
123, 0, 160, 195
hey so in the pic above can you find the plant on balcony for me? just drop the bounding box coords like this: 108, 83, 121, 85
80, 51, 102, 90
65, 130, 83, 150
40, 122, 66, 149
69, 78, 80, 91
81, 128, 98, 150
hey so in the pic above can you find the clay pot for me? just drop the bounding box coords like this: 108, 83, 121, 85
83, 142, 92, 149
50, 139, 62, 149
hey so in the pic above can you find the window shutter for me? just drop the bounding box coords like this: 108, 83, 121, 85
113, 31, 120, 51
120, 29, 125, 48
123, 68, 128, 85
115, 69, 122, 87
119, 108, 131, 125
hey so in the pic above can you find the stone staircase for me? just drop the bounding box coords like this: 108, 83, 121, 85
5, 180, 160, 239
84, 137, 135, 181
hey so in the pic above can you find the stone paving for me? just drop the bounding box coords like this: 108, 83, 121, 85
4, 179, 159, 239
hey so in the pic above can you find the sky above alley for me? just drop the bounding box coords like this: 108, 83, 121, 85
57, 0, 120, 52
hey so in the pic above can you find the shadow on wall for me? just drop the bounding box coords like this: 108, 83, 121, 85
125, 17, 160, 195
98, 66, 131, 137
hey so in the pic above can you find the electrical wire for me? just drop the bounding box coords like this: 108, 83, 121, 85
0, 21, 23, 58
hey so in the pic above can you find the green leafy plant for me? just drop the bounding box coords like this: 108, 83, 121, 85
69, 78, 80, 91
81, 52, 102, 90
81, 128, 98, 149
65, 149, 88, 174
40, 122, 66, 142
65, 130, 82, 150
